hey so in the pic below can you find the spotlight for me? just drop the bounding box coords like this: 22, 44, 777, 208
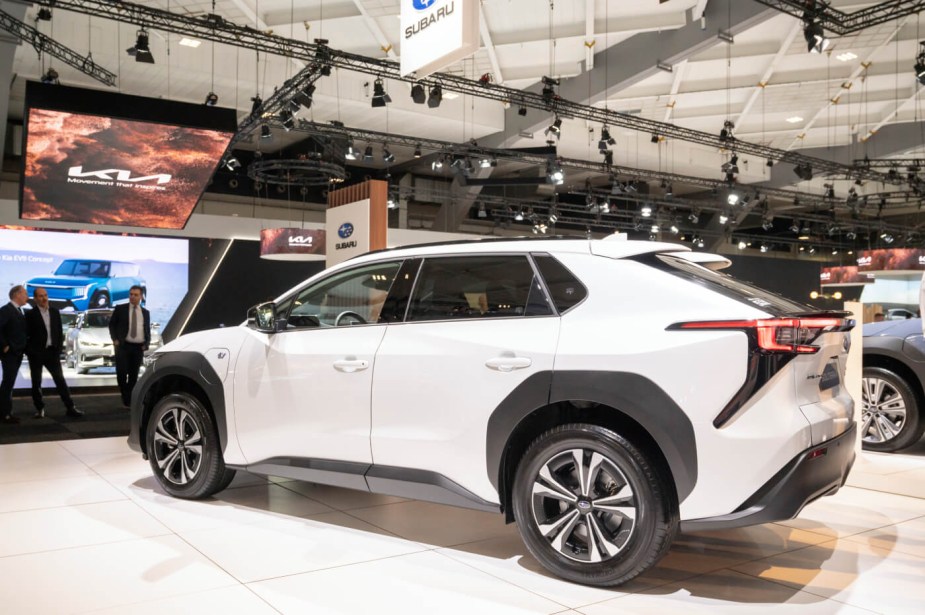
793, 163, 814, 181
413, 145, 422, 158
688, 209, 700, 224
804, 19, 830, 54
546, 159, 565, 184
260, 125, 272, 139
719, 120, 735, 142
432, 156, 444, 171
387, 197, 398, 210
427, 84, 443, 108
279, 109, 295, 131
650, 134, 660, 144
411, 83, 426, 104
345, 142, 358, 160
479, 157, 497, 169
727, 191, 740, 206
40, 68, 59, 84
669, 222, 680, 235
477, 205, 488, 219
371, 77, 391, 107
541, 76, 559, 103
548, 212, 558, 224
915, 42, 925, 86
37, 8, 52, 21
738, 240, 747, 250
722, 154, 739, 175
665, 182, 673, 197
760, 243, 770, 253
383, 146, 395, 164
514, 210, 524, 221
250, 95, 263, 115
598, 126, 615, 152
651, 224, 660, 234
881, 231, 895, 244
545, 117, 562, 139
766, 158, 774, 168
719, 212, 730, 224
204, 91, 219, 106
762, 216, 774, 231
363, 145, 374, 161
790, 220, 800, 233
640, 204, 653, 218
694, 236, 705, 249
823, 183, 835, 200
808, 245, 816, 255
518, 106, 528, 116
846, 229, 857, 240
602, 150, 613, 167
293, 84, 315, 109
127, 29, 154, 63
223, 157, 241, 171
600, 200, 610, 214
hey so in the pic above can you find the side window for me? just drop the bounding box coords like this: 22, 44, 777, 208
533, 254, 587, 314
407, 255, 552, 322
285, 261, 402, 329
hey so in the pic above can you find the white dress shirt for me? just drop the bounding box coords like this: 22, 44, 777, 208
125, 304, 145, 344
38, 306, 52, 347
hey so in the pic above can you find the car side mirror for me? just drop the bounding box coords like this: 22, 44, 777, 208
248, 301, 279, 334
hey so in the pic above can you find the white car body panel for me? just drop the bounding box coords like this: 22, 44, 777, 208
371, 317, 560, 503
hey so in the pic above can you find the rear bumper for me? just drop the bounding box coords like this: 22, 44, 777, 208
680, 422, 856, 532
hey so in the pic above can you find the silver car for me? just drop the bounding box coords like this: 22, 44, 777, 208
66, 309, 162, 374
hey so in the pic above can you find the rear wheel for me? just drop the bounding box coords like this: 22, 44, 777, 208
512, 424, 677, 587
861, 366, 924, 452
145, 392, 235, 498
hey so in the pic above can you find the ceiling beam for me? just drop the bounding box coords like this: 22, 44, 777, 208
478, 7, 503, 84
735, 21, 801, 129
664, 60, 689, 123
861, 83, 925, 142
786, 16, 911, 151
584, 0, 595, 71
350, 0, 397, 59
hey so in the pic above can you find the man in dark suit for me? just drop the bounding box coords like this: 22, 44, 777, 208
26, 287, 83, 419
0, 285, 29, 424
109, 285, 150, 407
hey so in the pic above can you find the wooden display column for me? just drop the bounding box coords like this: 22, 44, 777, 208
325, 180, 388, 268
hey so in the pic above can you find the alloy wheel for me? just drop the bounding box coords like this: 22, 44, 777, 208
529, 448, 637, 563
861, 376, 907, 444
152, 407, 203, 485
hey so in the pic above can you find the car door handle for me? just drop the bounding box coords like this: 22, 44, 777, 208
333, 359, 370, 373
485, 356, 532, 372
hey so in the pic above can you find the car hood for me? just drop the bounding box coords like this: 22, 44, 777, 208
28, 275, 101, 287
78, 328, 112, 344
863, 317, 922, 338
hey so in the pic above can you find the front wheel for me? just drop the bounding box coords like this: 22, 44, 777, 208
512, 424, 677, 587
90, 290, 110, 309
861, 366, 924, 452
145, 392, 235, 498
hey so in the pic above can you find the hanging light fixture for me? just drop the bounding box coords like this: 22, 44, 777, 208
427, 84, 443, 108
410, 83, 426, 104
371, 77, 391, 107
127, 29, 154, 63
598, 126, 615, 152
545, 117, 562, 139
803, 17, 830, 54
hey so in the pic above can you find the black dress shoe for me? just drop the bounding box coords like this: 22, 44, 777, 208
34, 408, 45, 419
66, 407, 85, 418
2, 415, 20, 424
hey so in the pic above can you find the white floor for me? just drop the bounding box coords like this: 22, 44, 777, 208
0, 437, 923, 615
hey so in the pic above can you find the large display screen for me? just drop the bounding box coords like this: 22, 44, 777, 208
0, 227, 189, 387
20, 82, 236, 229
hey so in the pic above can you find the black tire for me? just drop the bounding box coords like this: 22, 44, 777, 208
77, 366, 89, 375
512, 424, 677, 587
145, 392, 235, 499
90, 291, 110, 309
861, 366, 924, 452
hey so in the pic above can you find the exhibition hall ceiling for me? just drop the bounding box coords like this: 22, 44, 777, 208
6, 1, 925, 208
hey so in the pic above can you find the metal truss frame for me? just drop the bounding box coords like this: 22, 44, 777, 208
32, 0, 899, 184
0, 8, 116, 86
751, 0, 925, 35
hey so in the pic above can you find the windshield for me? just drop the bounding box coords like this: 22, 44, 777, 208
84, 312, 112, 327
54, 260, 111, 278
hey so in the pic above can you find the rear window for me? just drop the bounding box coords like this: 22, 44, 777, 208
655, 254, 813, 315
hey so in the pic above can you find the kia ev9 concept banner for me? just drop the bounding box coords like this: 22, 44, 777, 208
20, 82, 236, 229
0, 227, 188, 386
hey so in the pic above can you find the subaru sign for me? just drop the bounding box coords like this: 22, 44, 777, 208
400, 0, 479, 77
338, 223, 355, 239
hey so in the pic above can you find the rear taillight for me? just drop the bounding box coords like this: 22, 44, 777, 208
670, 318, 850, 354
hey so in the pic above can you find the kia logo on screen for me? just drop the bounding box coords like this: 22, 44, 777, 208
67, 166, 172, 185
338, 223, 355, 239
288, 235, 314, 246
412, 0, 437, 10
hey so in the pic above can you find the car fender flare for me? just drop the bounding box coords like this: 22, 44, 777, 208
485, 370, 697, 503
130, 351, 227, 454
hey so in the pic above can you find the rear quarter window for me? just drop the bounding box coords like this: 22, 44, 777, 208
533, 254, 587, 313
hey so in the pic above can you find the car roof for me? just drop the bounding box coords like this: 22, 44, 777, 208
350, 235, 691, 265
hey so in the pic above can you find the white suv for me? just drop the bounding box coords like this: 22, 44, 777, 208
128, 236, 856, 586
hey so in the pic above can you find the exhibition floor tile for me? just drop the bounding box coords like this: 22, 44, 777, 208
0, 436, 923, 614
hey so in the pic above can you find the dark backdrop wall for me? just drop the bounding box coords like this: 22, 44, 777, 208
724, 254, 831, 308
183, 239, 324, 335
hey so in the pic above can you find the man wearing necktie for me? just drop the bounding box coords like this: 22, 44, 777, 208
0, 285, 29, 423
109, 285, 150, 407
26, 287, 83, 419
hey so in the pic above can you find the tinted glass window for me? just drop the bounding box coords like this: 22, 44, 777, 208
55, 260, 110, 277
407, 255, 549, 322
656, 254, 812, 315
285, 261, 402, 329
533, 254, 587, 313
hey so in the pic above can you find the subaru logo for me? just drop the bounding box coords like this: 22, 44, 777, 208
412, 0, 436, 10
577, 501, 591, 510
338, 223, 354, 239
